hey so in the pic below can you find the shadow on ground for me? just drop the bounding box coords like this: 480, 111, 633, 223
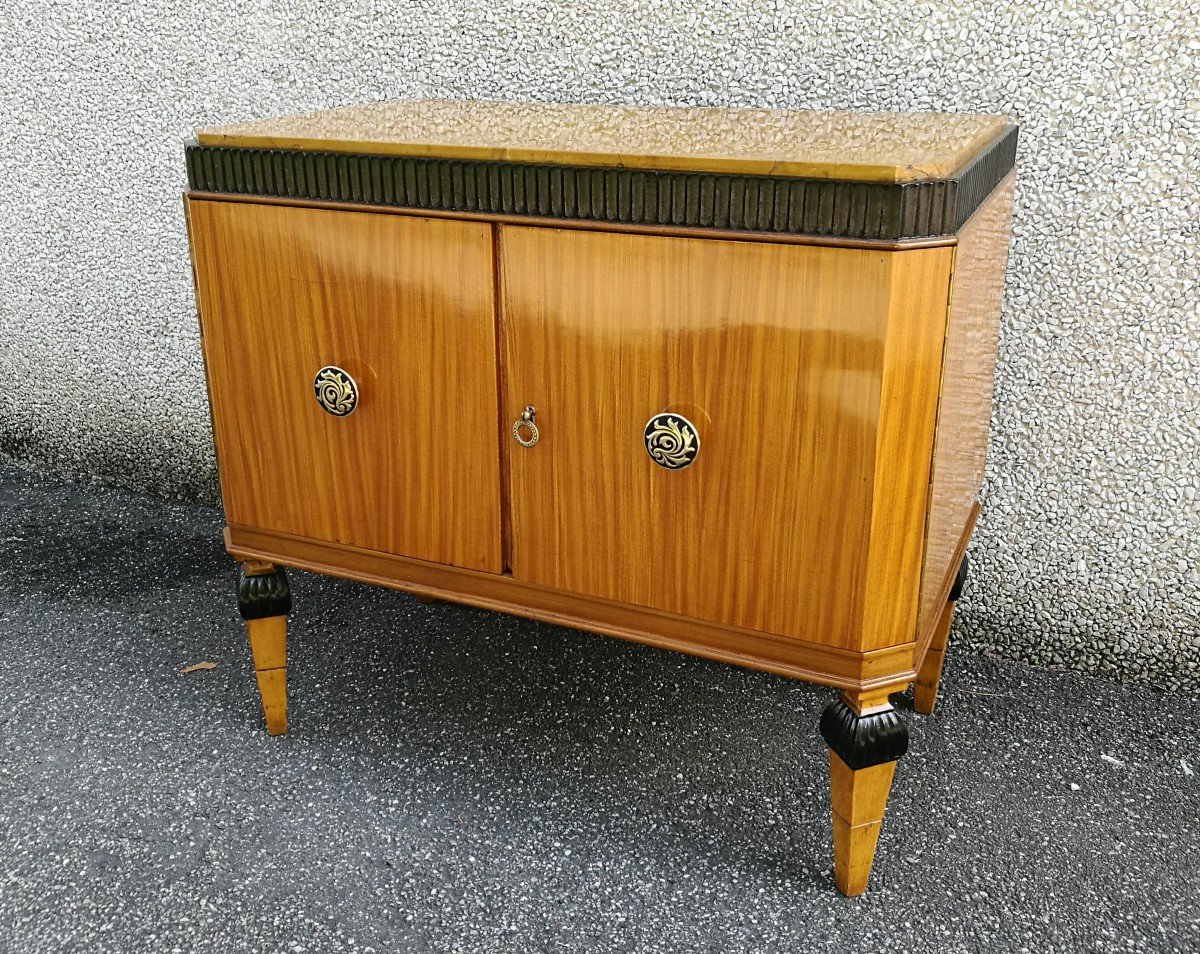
0, 464, 1197, 953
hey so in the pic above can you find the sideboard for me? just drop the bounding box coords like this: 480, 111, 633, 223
183, 99, 1017, 896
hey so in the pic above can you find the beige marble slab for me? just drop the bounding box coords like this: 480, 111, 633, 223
197, 99, 1009, 183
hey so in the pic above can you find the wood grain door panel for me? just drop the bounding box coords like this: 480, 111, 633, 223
188, 199, 503, 573
500, 226, 952, 648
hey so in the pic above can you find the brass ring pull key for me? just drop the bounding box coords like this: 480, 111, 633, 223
512, 405, 539, 447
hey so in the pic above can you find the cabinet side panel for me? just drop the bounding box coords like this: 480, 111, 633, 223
859, 246, 956, 651
915, 173, 1016, 645
188, 199, 503, 572
183, 197, 237, 522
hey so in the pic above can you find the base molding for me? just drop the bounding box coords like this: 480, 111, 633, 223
224, 524, 917, 692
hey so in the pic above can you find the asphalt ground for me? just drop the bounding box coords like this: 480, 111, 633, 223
0, 463, 1197, 952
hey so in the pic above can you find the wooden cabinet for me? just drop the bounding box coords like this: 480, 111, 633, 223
184, 99, 1018, 896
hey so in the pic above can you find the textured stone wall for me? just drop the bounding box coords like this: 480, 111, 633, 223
2, 2, 1197, 692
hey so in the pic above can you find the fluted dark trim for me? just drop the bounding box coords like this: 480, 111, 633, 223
950, 552, 970, 603
820, 698, 909, 770
237, 566, 291, 621
184, 125, 1017, 240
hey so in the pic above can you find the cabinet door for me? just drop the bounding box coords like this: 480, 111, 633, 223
188, 200, 503, 573
500, 226, 952, 647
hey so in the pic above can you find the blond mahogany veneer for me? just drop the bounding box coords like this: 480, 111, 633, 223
184, 99, 1017, 897
500, 227, 953, 652
914, 173, 1016, 647
187, 199, 503, 572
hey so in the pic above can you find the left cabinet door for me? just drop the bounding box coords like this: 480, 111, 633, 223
187, 199, 504, 573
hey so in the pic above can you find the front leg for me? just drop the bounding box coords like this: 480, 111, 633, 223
237, 561, 291, 736
820, 687, 909, 896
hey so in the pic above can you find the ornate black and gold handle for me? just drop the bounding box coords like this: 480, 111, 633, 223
644, 412, 699, 469
313, 366, 358, 417
512, 405, 539, 447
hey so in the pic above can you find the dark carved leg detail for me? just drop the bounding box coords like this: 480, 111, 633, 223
238, 561, 291, 736
949, 552, 969, 603
238, 563, 292, 620
820, 689, 909, 896
914, 552, 969, 715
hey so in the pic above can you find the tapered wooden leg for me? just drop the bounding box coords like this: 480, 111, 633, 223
245, 616, 288, 736
914, 601, 954, 714
914, 553, 969, 715
830, 754, 897, 895
820, 688, 909, 896
413, 593, 438, 605
237, 561, 292, 736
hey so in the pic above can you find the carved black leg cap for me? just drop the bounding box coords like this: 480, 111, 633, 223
949, 552, 970, 603
820, 698, 909, 770
237, 566, 291, 620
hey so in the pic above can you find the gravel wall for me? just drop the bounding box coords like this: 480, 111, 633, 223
2, 1, 1197, 693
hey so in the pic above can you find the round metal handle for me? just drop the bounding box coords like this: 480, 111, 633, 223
313, 366, 358, 417
512, 405, 539, 447
644, 412, 699, 469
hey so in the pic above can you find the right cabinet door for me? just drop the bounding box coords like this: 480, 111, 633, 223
500, 225, 951, 648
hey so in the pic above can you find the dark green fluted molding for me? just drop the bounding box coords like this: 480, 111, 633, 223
185, 125, 1017, 240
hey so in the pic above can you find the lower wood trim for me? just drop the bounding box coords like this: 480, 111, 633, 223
913, 502, 979, 670
224, 525, 917, 691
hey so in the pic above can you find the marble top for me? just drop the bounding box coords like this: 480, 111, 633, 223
197, 99, 1010, 184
